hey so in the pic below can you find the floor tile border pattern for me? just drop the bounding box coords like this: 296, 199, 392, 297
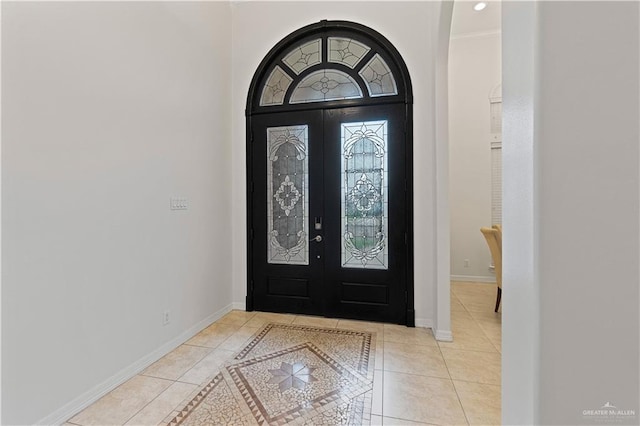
166, 373, 225, 426
349, 390, 371, 425
227, 342, 371, 425
167, 323, 375, 426
235, 323, 373, 373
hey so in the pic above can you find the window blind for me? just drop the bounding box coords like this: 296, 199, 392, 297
490, 100, 502, 225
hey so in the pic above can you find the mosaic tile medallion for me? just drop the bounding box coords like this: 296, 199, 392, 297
165, 323, 375, 426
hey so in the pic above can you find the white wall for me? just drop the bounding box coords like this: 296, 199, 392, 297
448, 31, 501, 280
536, 2, 639, 423
230, 1, 447, 330
502, 1, 538, 423
434, 0, 454, 342
1, 2, 232, 424
503, 1, 640, 424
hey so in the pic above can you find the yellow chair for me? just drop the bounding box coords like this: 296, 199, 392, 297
492, 224, 502, 251
481, 227, 502, 312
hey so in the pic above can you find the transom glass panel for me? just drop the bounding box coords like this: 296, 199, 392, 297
290, 70, 363, 104
328, 37, 371, 69
283, 39, 322, 75
260, 66, 294, 106
267, 125, 309, 265
341, 120, 388, 269
358, 54, 398, 97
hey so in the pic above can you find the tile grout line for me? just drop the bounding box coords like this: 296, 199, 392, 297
452, 377, 502, 387
447, 290, 501, 354
446, 377, 472, 424
474, 316, 502, 354
119, 376, 177, 426
380, 328, 385, 419
439, 346, 499, 355
381, 368, 451, 381
449, 283, 503, 423
381, 352, 384, 419
436, 332, 471, 426
126, 340, 230, 424
380, 414, 441, 425
182, 342, 222, 350
154, 315, 255, 424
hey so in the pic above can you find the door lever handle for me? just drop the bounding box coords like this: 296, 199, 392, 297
310, 235, 323, 243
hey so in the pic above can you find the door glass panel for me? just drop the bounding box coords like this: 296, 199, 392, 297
290, 70, 363, 104
267, 125, 309, 265
283, 39, 322, 75
358, 54, 398, 97
341, 120, 388, 269
328, 37, 371, 69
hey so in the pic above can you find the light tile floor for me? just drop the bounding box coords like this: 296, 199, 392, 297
66, 282, 501, 426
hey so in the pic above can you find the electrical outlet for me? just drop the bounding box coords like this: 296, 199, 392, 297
464, 259, 470, 268
162, 310, 170, 326
170, 197, 188, 210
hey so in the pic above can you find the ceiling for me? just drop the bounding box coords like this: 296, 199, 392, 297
450, 0, 501, 37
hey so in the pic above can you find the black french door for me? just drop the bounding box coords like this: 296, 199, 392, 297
248, 103, 409, 324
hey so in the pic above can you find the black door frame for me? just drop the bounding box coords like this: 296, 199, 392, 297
245, 20, 415, 326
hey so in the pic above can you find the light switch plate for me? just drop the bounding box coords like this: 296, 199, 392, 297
170, 197, 188, 210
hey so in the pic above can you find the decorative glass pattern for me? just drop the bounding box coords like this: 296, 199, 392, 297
283, 39, 322, 75
290, 70, 363, 104
358, 54, 398, 97
341, 121, 388, 269
260, 66, 294, 106
328, 37, 371, 69
267, 125, 309, 265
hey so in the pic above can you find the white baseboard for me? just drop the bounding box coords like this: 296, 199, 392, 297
37, 304, 234, 426
451, 275, 496, 284
232, 301, 246, 311
435, 329, 454, 342
416, 318, 453, 342
415, 317, 433, 329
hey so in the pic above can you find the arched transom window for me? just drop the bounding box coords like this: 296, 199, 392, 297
251, 22, 409, 112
